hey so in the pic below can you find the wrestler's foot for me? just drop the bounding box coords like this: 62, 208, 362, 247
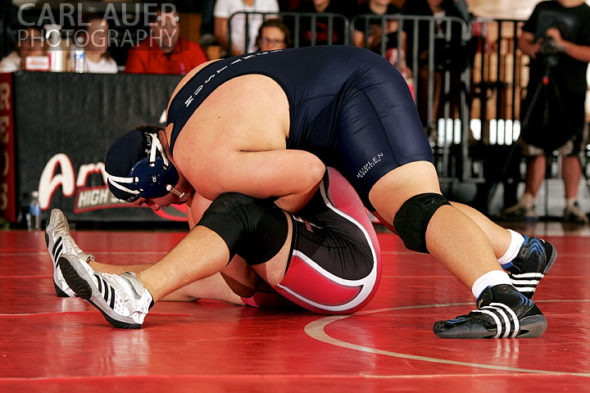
433, 284, 546, 339
45, 209, 95, 297
506, 235, 557, 299
59, 253, 153, 329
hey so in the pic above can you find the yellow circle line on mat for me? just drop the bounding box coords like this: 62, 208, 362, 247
304, 301, 590, 377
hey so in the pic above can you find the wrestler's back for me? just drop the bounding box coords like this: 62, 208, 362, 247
167, 73, 291, 199
165, 47, 381, 156
164, 46, 394, 200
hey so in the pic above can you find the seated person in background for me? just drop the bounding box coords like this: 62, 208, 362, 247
125, 10, 208, 75
256, 19, 292, 51
278, 0, 302, 11
214, 0, 280, 56
285, 0, 357, 47
0, 27, 44, 72
353, 0, 402, 52
352, 0, 409, 74
81, 15, 118, 73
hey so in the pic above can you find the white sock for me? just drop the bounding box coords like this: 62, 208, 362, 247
497, 230, 525, 268
472, 270, 512, 299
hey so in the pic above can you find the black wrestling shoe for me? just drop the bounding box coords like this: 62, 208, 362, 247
433, 284, 547, 339
507, 235, 557, 299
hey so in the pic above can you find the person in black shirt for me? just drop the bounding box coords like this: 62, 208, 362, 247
499, 0, 590, 223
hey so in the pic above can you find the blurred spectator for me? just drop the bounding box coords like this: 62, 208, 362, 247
214, 0, 279, 56
403, 0, 472, 128
278, 0, 301, 11
353, 0, 402, 51
0, 27, 44, 72
286, 0, 356, 47
81, 16, 117, 73
125, 10, 208, 75
199, 0, 216, 46
256, 19, 292, 51
352, 0, 409, 72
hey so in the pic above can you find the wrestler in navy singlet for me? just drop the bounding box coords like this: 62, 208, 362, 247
167, 46, 433, 207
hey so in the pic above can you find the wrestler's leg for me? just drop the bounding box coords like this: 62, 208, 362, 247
373, 206, 510, 261
58, 194, 294, 328
91, 256, 254, 304
167, 273, 243, 304
369, 161, 501, 287
45, 208, 250, 305
372, 182, 555, 299
336, 61, 540, 277
449, 202, 511, 258
369, 162, 547, 338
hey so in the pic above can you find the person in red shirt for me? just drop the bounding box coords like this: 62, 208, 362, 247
125, 10, 208, 75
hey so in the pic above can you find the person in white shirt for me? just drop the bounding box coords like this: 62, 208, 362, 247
0, 27, 44, 72
82, 16, 118, 74
214, 0, 279, 56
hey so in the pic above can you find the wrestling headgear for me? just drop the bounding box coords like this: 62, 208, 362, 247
105, 127, 179, 202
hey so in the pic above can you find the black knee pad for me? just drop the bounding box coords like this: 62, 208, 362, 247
198, 192, 288, 265
393, 193, 450, 253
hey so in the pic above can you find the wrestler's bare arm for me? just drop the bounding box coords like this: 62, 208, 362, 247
184, 148, 326, 212
169, 74, 325, 211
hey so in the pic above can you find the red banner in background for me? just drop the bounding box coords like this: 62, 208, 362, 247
0, 73, 15, 223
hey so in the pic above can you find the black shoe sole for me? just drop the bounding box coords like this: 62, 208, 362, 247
543, 244, 558, 275
46, 229, 71, 298
433, 314, 547, 339
54, 282, 70, 298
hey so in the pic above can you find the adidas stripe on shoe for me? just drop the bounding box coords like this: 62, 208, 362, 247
507, 235, 557, 299
433, 284, 547, 339
59, 253, 154, 329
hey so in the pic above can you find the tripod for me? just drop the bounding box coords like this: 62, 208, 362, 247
491, 52, 574, 219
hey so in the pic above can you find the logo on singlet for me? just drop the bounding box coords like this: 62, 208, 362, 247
181, 50, 283, 109
184, 96, 194, 107
292, 215, 320, 232
357, 153, 384, 179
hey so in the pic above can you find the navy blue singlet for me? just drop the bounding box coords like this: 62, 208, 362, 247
167, 46, 433, 208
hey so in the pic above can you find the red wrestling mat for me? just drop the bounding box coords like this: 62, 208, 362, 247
1, 229, 590, 393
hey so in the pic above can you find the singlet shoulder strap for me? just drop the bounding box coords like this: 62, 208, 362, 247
167, 61, 224, 154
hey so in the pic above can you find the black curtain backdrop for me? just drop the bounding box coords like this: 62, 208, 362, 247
13, 71, 183, 222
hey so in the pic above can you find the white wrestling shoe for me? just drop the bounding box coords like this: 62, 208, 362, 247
58, 253, 154, 329
45, 209, 95, 297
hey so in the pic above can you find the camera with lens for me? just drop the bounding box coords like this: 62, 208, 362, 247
538, 36, 561, 67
